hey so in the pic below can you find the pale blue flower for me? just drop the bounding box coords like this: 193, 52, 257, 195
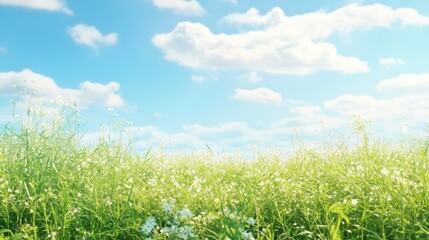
177, 207, 193, 220
162, 202, 174, 214
141, 216, 157, 235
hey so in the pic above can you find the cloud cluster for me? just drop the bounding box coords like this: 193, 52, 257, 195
0, 69, 124, 108
0, 0, 72, 14
324, 73, 429, 122
152, 0, 205, 16
153, 4, 429, 75
69, 24, 118, 49
107, 71, 429, 151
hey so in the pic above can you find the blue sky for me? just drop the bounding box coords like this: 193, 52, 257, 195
1, 0, 429, 151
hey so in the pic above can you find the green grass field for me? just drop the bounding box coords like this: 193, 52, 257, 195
1, 108, 428, 239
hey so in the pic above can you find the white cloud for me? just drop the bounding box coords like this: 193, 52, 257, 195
221, 7, 285, 26
153, 4, 429, 76
379, 58, 406, 65
69, 24, 118, 49
152, 0, 205, 16
232, 87, 282, 104
240, 71, 262, 83
153, 4, 429, 75
0, 0, 72, 14
191, 75, 205, 83
322, 72, 429, 122
324, 93, 429, 121
377, 73, 429, 91
0, 69, 124, 108
153, 22, 369, 75
223, 4, 429, 28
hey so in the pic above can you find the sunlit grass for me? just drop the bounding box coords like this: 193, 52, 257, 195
0, 106, 428, 239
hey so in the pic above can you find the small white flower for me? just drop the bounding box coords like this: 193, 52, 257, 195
247, 217, 256, 226
241, 229, 255, 240
351, 199, 358, 206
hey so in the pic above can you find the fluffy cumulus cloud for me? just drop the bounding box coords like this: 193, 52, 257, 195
278, 73, 429, 134
232, 87, 282, 104
69, 24, 118, 49
324, 93, 429, 124
0, 69, 124, 108
0, 0, 72, 14
324, 73, 429, 122
152, 0, 205, 16
377, 73, 429, 91
379, 58, 406, 65
153, 4, 429, 75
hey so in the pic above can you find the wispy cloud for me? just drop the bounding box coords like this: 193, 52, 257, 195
0, 0, 72, 14
379, 58, 406, 65
154, 4, 429, 75
0, 47, 5, 53
224, 0, 237, 4
68, 24, 118, 49
232, 87, 282, 104
191, 75, 205, 83
152, 0, 205, 16
0, 69, 124, 108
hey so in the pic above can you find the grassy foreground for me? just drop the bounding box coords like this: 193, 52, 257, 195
0, 109, 429, 239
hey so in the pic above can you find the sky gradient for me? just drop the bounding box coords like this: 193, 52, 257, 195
1, 0, 429, 152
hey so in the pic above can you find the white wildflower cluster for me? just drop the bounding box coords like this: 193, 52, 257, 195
161, 225, 195, 240
240, 229, 255, 240
141, 202, 196, 239
218, 207, 256, 239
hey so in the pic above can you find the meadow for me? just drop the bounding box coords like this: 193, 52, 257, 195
0, 106, 428, 239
